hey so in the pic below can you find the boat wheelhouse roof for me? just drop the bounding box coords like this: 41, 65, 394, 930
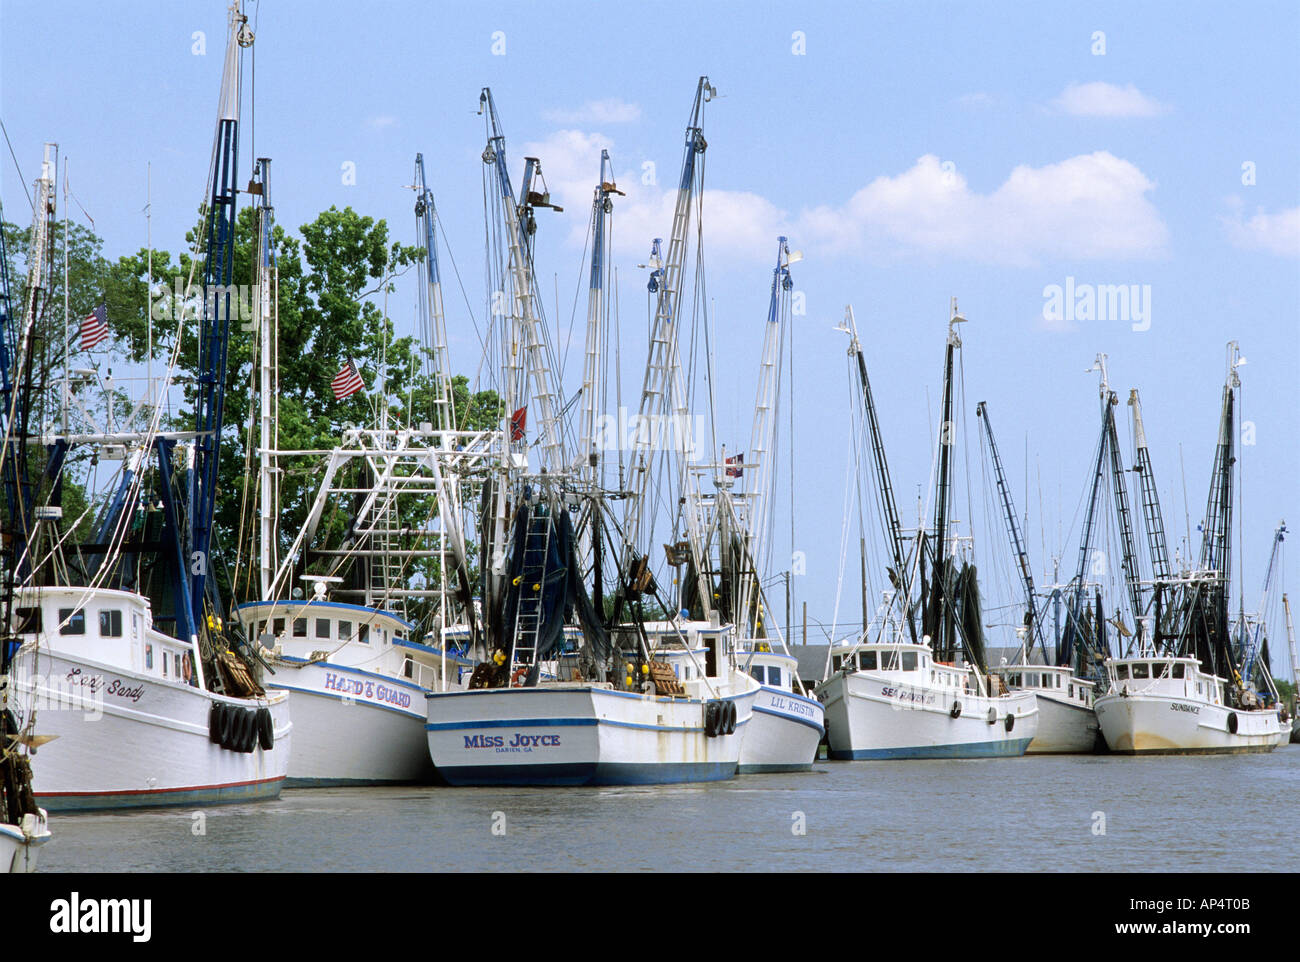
236, 598, 416, 633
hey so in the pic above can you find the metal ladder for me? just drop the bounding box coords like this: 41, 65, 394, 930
510, 500, 553, 670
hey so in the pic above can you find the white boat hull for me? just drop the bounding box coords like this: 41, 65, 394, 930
1025, 692, 1101, 754
0, 811, 50, 873
821, 672, 1037, 759
426, 684, 756, 785
737, 686, 824, 773
269, 659, 433, 786
11, 649, 290, 811
1095, 692, 1283, 754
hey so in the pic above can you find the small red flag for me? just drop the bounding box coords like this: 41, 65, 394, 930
509, 406, 527, 441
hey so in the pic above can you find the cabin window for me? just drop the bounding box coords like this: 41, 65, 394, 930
1008, 673, 1020, 687
750, 666, 765, 683
1116, 664, 1129, 680
1196, 682, 1203, 695
1171, 664, 1185, 679
163, 651, 170, 676
860, 651, 877, 670
338, 620, 352, 641
145, 644, 154, 669
99, 609, 123, 637
901, 651, 918, 671
14, 607, 41, 635
315, 619, 331, 639
832, 656, 844, 672
1024, 673, 1037, 688
403, 657, 414, 679
1068, 684, 1075, 698
273, 618, 285, 635
770, 668, 782, 687
58, 608, 85, 635
1132, 664, 1150, 680
293, 618, 307, 638
358, 624, 370, 645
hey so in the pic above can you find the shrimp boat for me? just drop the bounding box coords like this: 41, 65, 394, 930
976, 367, 1123, 756
988, 663, 1099, 754
7, 4, 290, 810
233, 147, 490, 785
819, 304, 1037, 759
682, 237, 824, 773
1093, 344, 1285, 754
427, 615, 758, 786
0, 163, 51, 870
822, 640, 1037, 759
427, 79, 763, 785
1096, 655, 1281, 754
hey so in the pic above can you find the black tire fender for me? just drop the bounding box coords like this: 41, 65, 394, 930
257, 707, 275, 751
216, 702, 235, 748
1227, 711, 1239, 735
950, 700, 962, 720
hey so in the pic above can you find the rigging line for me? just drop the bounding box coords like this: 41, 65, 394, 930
0, 118, 33, 209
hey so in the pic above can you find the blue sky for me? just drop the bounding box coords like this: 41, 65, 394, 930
2, 1, 1297, 671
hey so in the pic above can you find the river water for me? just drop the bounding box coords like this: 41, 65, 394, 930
38, 745, 1298, 872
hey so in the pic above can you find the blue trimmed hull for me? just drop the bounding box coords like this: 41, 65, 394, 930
830, 737, 1033, 760
436, 760, 737, 787
38, 776, 284, 812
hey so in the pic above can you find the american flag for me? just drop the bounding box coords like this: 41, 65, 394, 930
509, 406, 527, 441
725, 453, 744, 478
81, 303, 109, 351
331, 358, 365, 400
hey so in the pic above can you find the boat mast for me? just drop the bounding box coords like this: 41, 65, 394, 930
927, 300, 964, 662
617, 76, 715, 619
252, 157, 278, 599
1102, 382, 1144, 651
842, 307, 916, 642
733, 237, 798, 637
1060, 355, 1112, 674
976, 400, 1045, 662
188, 0, 250, 637
578, 150, 620, 489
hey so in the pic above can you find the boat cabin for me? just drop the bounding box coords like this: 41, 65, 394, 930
13, 585, 199, 687
737, 642, 798, 693
991, 664, 1094, 707
831, 641, 972, 692
1104, 655, 1224, 704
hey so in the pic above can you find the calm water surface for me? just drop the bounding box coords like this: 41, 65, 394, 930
40, 745, 1299, 872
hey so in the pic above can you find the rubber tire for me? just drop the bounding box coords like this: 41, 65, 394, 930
208, 702, 224, 744
241, 709, 259, 753
257, 708, 275, 751
950, 700, 962, 720
723, 700, 736, 735
987, 706, 998, 726
1005, 713, 1015, 733
704, 701, 720, 738
1227, 711, 1238, 735
216, 703, 235, 748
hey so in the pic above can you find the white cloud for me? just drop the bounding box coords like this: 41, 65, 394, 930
1052, 81, 1167, 118
519, 130, 1167, 267
366, 115, 398, 130
543, 98, 642, 125
1222, 204, 1300, 257
797, 152, 1168, 265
